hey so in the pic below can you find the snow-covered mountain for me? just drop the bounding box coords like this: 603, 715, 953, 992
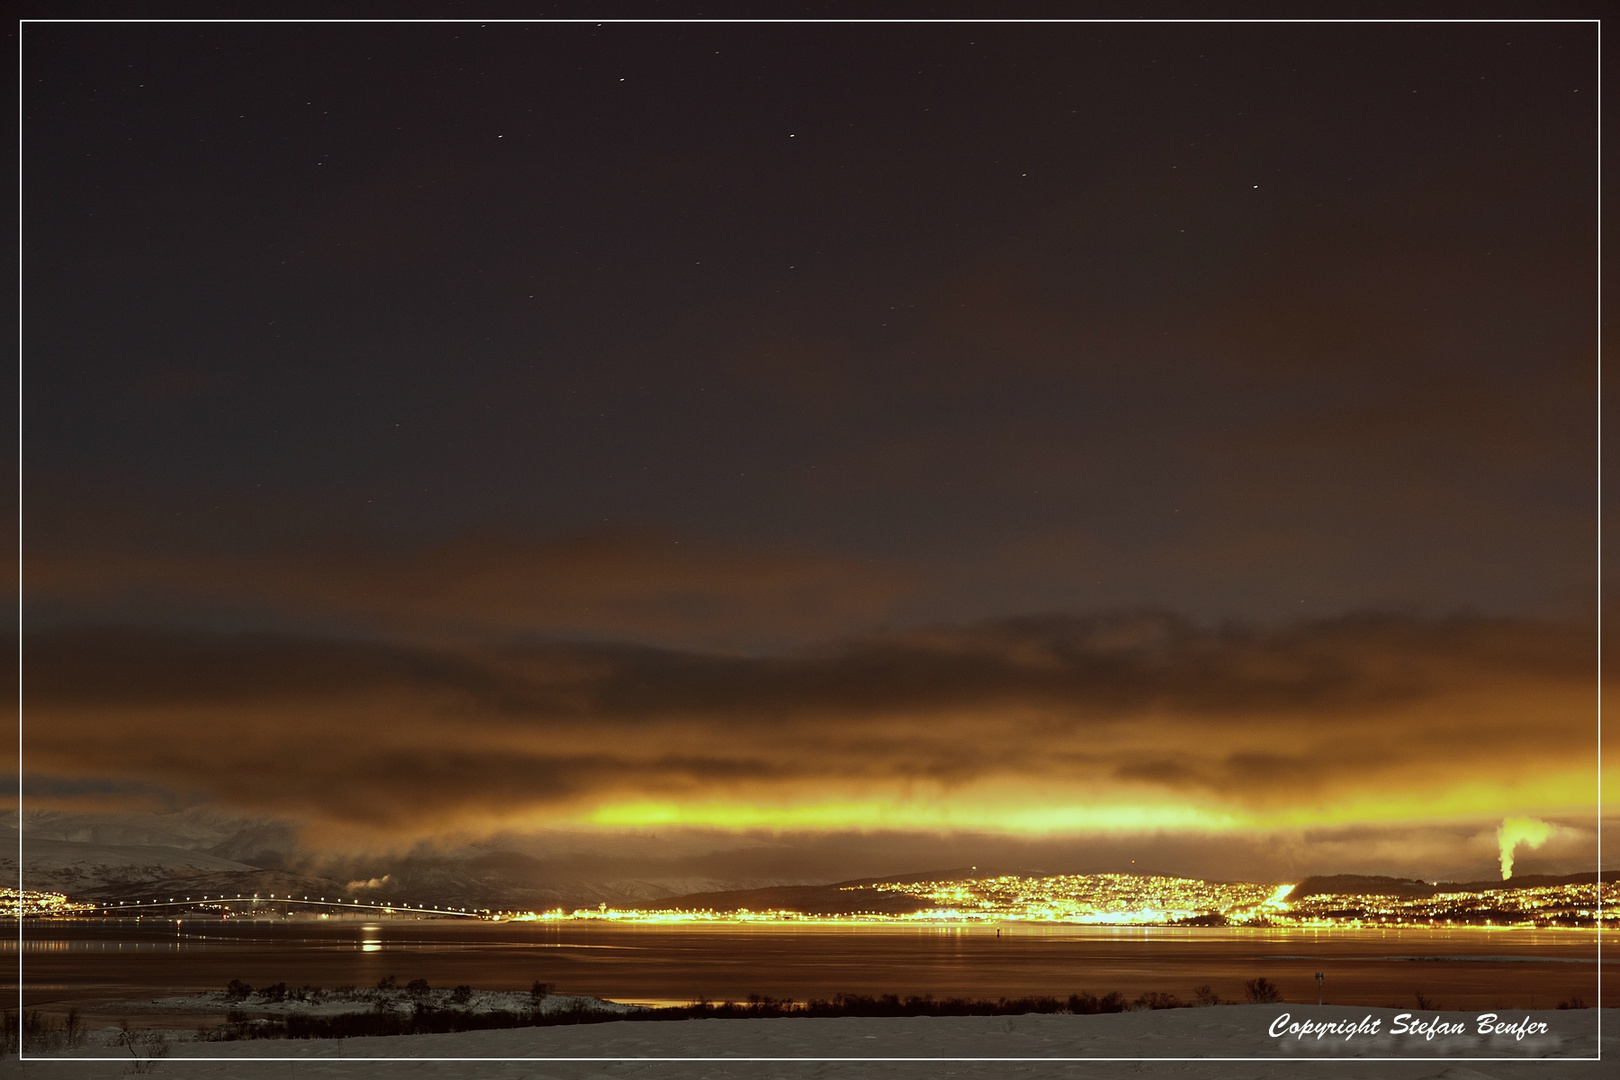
1, 810, 830, 909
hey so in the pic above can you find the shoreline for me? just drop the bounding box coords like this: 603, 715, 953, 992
5, 1005, 1611, 1080
26, 979, 1610, 1029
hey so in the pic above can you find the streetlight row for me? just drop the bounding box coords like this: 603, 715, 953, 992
89, 895, 486, 917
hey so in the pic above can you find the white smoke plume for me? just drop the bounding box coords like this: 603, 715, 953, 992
1495, 818, 1552, 880
344, 874, 393, 891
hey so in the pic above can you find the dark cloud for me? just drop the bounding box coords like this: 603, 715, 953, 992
22, 612, 1597, 838
24, 528, 914, 650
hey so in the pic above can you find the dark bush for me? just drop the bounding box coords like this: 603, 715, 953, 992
1192, 984, 1221, 1006
197, 988, 1175, 1042
1558, 997, 1587, 1010
258, 982, 288, 1003
20, 1010, 89, 1053
18, 1010, 88, 1053
1134, 991, 1185, 1010
451, 985, 472, 1005
1068, 991, 1128, 1014
21, 1012, 59, 1053
225, 979, 252, 1000
809, 994, 1064, 1018
1244, 978, 1281, 1004
406, 978, 431, 997
376, 976, 397, 991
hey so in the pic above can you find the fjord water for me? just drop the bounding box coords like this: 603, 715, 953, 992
8, 919, 1605, 1015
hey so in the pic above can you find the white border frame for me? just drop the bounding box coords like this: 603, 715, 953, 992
12, 14, 1605, 1067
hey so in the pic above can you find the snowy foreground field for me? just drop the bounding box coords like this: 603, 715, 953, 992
3, 1004, 1610, 1079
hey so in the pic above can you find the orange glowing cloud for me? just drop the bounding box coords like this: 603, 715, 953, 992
19, 612, 1602, 844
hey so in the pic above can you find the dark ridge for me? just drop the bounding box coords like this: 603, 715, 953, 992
1290, 871, 1600, 900
1287, 876, 1438, 900
1436, 872, 1602, 893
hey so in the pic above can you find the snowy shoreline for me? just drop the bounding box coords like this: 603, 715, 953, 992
73, 985, 642, 1022
7, 1003, 1609, 1080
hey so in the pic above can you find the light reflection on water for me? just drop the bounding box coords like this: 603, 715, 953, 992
14, 940, 183, 952
6, 926, 653, 954
10, 921, 1605, 1011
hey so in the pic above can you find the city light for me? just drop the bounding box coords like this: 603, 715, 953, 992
8, 875, 1610, 928
1, 888, 96, 916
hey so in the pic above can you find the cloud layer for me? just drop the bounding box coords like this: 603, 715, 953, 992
24, 529, 911, 650
21, 611, 1600, 843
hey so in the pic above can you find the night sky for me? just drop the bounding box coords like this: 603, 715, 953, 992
19, 19, 1605, 881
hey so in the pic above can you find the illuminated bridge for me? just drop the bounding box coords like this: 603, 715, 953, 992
85, 894, 489, 918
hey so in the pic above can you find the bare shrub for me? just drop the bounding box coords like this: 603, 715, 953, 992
1133, 991, 1185, 1010
117, 1020, 171, 1074
1068, 991, 1128, 1014
19, 1010, 85, 1053
1243, 978, 1281, 1004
